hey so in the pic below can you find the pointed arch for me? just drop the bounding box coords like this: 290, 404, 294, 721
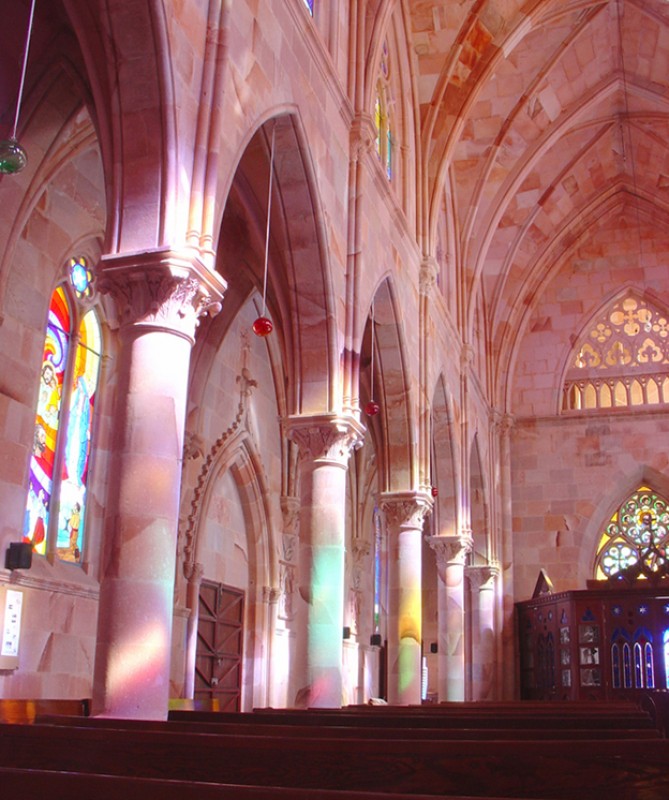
213, 112, 338, 417
360, 276, 415, 492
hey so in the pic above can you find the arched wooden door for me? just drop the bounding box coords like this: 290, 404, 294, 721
195, 580, 244, 711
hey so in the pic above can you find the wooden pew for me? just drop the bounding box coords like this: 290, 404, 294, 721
0, 767, 517, 800
1, 720, 668, 798
37, 712, 663, 740
0, 697, 89, 723
169, 706, 658, 732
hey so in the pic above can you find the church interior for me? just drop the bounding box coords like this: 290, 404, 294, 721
3, 0, 669, 748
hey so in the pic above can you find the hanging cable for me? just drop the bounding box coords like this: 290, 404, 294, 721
0, 0, 36, 174
616, 0, 643, 264
252, 123, 276, 337
365, 301, 380, 416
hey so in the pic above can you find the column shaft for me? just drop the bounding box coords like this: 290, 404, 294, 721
288, 416, 363, 708
92, 249, 225, 719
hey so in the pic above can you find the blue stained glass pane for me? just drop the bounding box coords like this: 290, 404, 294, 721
70, 261, 89, 294
645, 642, 655, 688
303, 0, 313, 14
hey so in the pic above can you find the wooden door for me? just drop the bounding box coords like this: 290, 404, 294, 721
195, 580, 244, 711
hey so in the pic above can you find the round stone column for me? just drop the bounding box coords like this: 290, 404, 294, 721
428, 533, 473, 701
467, 563, 499, 701
92, 249, 225, 719
183, 561, 204, 700
380, 492, 432, 705
287, 414, 364, 708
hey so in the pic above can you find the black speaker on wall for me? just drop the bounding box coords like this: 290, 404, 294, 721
5, 542, 32, 570
343, 626, 351, 640
370, 633, 382, 647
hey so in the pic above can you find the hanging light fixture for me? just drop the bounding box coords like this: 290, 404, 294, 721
365, 301, 380, 416
252, 124, 276, 337
0, 0, 37, 175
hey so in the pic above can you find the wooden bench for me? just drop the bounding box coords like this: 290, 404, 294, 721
0, 767, 516, 800
169, 707, 658, 731
37, 712, 663, 740
1, 720, 668, 798
0, 698, 89, 723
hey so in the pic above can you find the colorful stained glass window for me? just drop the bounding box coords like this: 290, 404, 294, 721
374, 39, 393, 181
23, 278, 101, 563
594, 486, 669, 580
302, 0, 313, 15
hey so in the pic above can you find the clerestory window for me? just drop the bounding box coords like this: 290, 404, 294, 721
562, 294, 669, 411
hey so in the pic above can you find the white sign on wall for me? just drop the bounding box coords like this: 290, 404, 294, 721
1, 588, 23, 665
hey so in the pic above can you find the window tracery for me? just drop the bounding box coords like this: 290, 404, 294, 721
563, 295, 669, 411
594, 486, 669, 581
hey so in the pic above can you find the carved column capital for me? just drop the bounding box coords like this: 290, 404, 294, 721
183, 561, 204, 584
379, 491, 433, 531
467, 562, 500, 592
98, 248, 226, 343
287, 414, 365, 468
280, 495, 301, 536
263, 586, 281, 605
460, 343, 475, 371
427, 534, 473, 572
350, 113, 378, 161
419, 256, 439, 296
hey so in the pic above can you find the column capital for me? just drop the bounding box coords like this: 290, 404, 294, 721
98, 247, 227, 343
460, 343, 475, 371
427, 534, 473, 569
350, 113, 378, 161
286, 414, 365, 467
466, 562, 500, 592
379, 490, 433, 530
280, 495, 301, 535
490, 409, 515, 436
419, 256, 438, 296
183, 561, 204, 584
263, 586, 281, 605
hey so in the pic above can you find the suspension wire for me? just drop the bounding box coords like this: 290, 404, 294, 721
11, 0, 37, 140
261, 124, 276, 317
370, 301, 376, 400
616, 0, 643, 262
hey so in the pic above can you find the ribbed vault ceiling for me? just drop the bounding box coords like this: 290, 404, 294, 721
409, 0, 669, 349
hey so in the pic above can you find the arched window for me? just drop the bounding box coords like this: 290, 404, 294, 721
23, 258, 101, 564
374, 40, 392, 180
594, 486, 669, 580
563, 294, 669, 412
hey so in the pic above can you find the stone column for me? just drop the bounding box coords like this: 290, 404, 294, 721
428, 534, 473, 701
92, 248, 225, 719
380, 491, 432, 705
183, 561, 204, 699
467, 563, 499, 701
287, 414, 364, 708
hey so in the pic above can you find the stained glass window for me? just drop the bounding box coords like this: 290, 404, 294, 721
302, 0, 313, 15
594, 486, 669, 580
374, 40, 392, 180
23, 269, 101, 563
